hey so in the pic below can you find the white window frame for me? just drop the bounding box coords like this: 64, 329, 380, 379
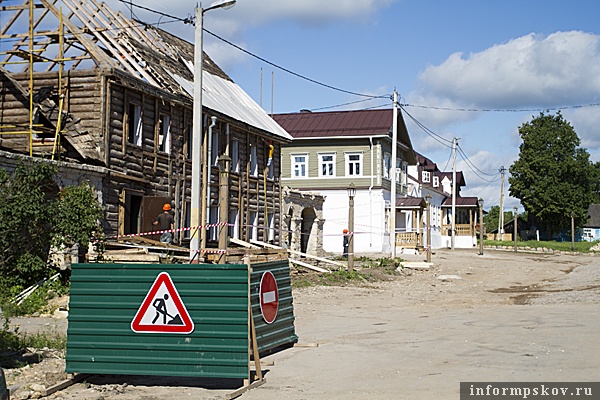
229, 208, 239, 239
345, 152, 363, 177
318, 153, 336, 177
250, 145, 258, 177
383, 152, 391, 179
291, 153, 308, 178
211, 129, 219, 167
422, 171, 431, 183
158, 114, 171, 154
231, 139, 240, 173
433, 175, 439, 187
127, 102, 143, 147
250, 211, 258, 241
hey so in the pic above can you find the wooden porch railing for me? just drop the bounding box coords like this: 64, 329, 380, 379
395, 232, 423, 247
442, 224, 474, 236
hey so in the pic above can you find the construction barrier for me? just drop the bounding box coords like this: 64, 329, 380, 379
65, 259, 297, 386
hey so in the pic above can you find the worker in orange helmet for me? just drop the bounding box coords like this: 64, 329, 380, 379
153, 203, 174, 244
343, 229, 349, 258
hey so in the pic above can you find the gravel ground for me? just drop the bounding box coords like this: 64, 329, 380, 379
4, 248, 599, 399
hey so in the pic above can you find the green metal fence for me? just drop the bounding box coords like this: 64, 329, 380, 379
250, 260, 298, 355
66, 263, 250, 378
66, 260, 298, 379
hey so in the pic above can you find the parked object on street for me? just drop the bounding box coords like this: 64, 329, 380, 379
0, 367, 9, 400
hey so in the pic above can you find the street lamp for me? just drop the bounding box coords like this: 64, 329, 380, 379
347, 183, 356, 271
425, 194, 431, 263
478, 198, 484, 255
513, 205, 518, 252
190, 1, 236, 262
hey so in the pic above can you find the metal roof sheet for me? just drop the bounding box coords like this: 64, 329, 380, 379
273, 109, 394, 138
168, 71, 292, 141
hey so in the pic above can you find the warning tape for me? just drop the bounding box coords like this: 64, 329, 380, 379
99, 222, 228, 241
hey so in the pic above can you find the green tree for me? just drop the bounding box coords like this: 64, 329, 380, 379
483, 205, 517, 232
509, 112, 600, 238
0, 162, 103, 288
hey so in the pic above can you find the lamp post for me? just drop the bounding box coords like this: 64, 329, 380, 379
190, 0, 236, 262
347, 183, 356, 272
425, 194, 431, 263
571, 211, 575, 252
513, 205, 518, 253
478, 198, 484, 255
217, 154, 231, 264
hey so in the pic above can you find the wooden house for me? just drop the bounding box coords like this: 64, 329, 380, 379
0, 1, 291, 251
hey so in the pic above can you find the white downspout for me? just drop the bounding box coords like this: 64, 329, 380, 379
369, 136, 374, 249
206, 116, 217, 236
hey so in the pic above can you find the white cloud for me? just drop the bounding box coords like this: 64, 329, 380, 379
226, 0, 397, 27
418, 31, 600, 109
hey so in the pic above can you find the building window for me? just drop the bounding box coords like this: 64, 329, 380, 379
209, 206, 218, 242
185, 122, 192, 159
319, 153, 335, 177
400, 161, 407, 186
249, 211, 258, 241
268, 213, 275, 242
433, 175, 439, 187
231, 139, 239, 173
422, 171, 431, 183
383, 153, 391, 179
229, 209, 239, 239
211, 128, 219, 167
345, 153, 362, 176
291, 154, 308, 178
158, 114, 171, 153
127, 102, 142, 146
250, 145, 258, 177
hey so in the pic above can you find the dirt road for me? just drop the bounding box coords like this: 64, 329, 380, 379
6, 249, 600, 399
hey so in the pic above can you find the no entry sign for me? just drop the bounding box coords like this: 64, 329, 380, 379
259, 271, 279, 324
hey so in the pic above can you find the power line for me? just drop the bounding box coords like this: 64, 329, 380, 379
204, 28, 389, 100
401, 102, 600, 113
399, 105, 453, 148
457, 144, 498, 177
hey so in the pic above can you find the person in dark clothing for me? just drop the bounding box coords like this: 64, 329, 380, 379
343, 229, 349, 258
153, 203, 174, 244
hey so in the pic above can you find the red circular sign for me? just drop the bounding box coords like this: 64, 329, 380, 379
259, 271, 279, 324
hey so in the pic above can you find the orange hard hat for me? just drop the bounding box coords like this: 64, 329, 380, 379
163, 203, 171, 211
343, 229, 348, 233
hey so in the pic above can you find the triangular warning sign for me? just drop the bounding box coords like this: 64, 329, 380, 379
131, 272, 194, 334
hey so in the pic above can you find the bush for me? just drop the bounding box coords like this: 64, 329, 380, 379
0, 161, 103, 288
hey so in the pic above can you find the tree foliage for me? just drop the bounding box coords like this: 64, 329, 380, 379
508, 112, 600, 237
0, 161, 103, 288
483, 205, 517, 232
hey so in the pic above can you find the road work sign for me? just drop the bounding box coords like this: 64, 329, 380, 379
131, 272, 194, 334
259, 271, 279, 324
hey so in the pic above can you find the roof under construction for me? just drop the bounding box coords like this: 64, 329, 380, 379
0, 0, 291, 141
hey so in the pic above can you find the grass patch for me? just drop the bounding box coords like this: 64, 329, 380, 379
484, 239, 598, 253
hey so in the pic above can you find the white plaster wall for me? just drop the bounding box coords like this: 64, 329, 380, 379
322, 189, 388, 254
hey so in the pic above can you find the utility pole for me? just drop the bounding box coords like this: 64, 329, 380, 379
451, 137, 458, 250
426, 194, 431, 263
498, 166, 506, 239
390, 90, 398, 259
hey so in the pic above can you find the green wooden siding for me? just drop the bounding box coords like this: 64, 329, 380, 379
66, 263, 250, 379
282, 140, 380, 189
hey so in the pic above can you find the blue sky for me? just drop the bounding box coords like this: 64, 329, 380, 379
26, 1, 600, 212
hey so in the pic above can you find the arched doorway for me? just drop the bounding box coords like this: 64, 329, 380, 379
301, 207, 316, 254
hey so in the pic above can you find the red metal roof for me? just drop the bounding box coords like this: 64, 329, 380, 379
441, 197, 479, 207
273, 109, 394, 138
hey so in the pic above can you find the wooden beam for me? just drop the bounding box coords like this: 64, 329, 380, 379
287, 249, 345, 268
230, 237, 260, 249
289, 258, 330, 274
